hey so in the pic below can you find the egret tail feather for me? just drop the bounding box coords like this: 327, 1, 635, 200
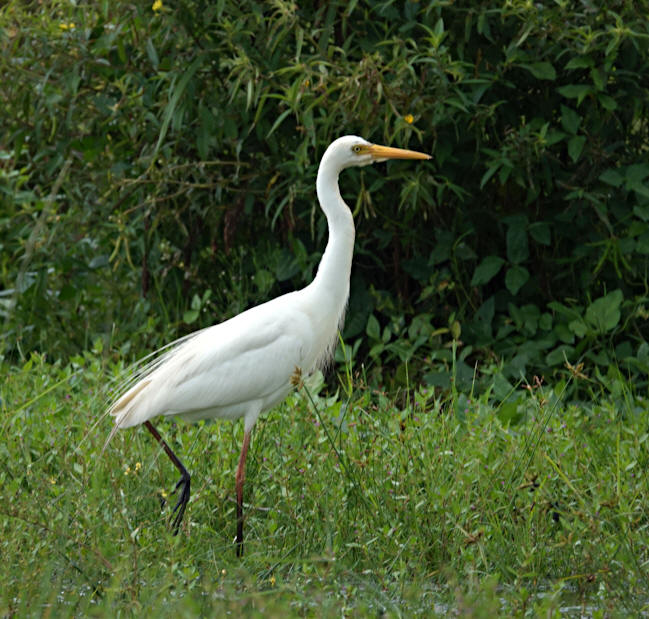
101, 423, 121, 455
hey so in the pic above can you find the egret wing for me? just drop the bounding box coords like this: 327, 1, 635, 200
110, 298, 311, 428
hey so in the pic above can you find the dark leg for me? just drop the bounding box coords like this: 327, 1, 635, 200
235, 430, 251, 557
144, 420, 191, 534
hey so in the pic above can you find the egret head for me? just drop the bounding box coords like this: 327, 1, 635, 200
322, 135, 431, 173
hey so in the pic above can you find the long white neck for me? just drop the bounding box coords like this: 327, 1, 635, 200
310, 157, 356, 328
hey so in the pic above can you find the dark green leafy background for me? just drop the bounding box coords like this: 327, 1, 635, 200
1, 0, 648, 393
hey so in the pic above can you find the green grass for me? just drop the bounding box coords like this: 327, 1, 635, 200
1, 350, 648, 617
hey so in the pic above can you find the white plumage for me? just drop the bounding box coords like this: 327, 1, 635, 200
106, 135, 430, 555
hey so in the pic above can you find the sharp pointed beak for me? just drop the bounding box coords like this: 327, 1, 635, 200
367, 144, 431, 161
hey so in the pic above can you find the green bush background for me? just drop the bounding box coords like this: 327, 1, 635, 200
2, 0, 648, 389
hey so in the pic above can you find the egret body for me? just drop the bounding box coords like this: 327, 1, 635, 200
106, 135, 430, 555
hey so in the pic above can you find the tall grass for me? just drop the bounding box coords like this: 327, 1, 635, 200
1, 351, 648, 616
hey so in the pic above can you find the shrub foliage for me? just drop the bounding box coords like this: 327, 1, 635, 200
1, 0, 648, 387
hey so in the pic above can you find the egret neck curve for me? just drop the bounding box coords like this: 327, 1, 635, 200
311, 154, 356, 327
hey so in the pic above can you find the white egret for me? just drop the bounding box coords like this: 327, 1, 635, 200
105, 135, 430, 555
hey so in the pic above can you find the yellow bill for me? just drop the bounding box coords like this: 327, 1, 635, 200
367, 143, 431, 161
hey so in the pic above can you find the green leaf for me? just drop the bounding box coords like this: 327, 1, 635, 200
546, 345, 575, 366
146, 38, 159, 70
497, 399, 524, 425
492, 373, 515, 400
526, 62, 557, 80
557, 84, 592, 105
633, 205, 649, 222
598, 94, 617, 110
524, 61, 556, 80
197, 130, 209, 160
567, 135, 586, 162
630, 183, 649, 199
565, 56, 593, 70
529, 222, 551, 245
183, 309, 199, 324
429, 232, 453, 264
554, 323, 574, 344
590, 67, 605, 91
600, 169, 624, 187
471, 256, 505, 286
539, 312, 553, 330
505, 266, 529, 295
366, 314, 380, 340
560, 105, 581, 135
549, 301, 583, 321
625, 164, 649, 184
480, 164, 500, 189
585, 290, 623, 333
568, 319, 588, 337
545, 129, 566, 146
519, 303, 540, 334
88, 255, 109, 269
266, 109, 292, 138
433, 17, 444, 37
474, 296, 496, 339
423, 370, 451, 388
506, 220, 528, 264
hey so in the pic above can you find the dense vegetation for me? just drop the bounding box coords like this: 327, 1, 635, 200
2, 0, 649, 615
2, 0, 648, 391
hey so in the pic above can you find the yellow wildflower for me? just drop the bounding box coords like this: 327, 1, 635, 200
152, 0, 163, 11
59, 23, 75, 31
404, 114, 414, 124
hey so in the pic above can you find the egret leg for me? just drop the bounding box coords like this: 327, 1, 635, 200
144, 421, 191, 534
235, 430, 252, 557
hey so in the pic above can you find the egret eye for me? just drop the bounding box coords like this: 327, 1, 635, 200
352, 145, 363, 154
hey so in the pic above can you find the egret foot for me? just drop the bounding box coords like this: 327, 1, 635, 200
236, 506, 245, 557
171, 471, 191, 533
